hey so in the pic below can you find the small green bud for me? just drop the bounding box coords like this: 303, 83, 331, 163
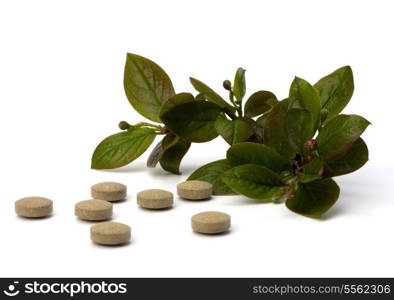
118, 121, 131, 130
223, 80, 232, 91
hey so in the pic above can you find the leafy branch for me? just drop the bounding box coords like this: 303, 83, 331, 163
91, 53, 370, 218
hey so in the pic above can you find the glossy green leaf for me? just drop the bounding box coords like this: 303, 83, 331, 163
222, 164, 286, 201
190, 77, 236, 113
263, 99, 314, 158
261, 98, 289, 148
285, 109, 314, 157
286, 178, 340, 217
226, 142, 291, 172
147, 133, 179, 168
159, 138, 191, 174
323, 138, 368, 178
298, 157, 323, 183
187, 159, 235, 195
124, 53, 175, 122
214, 115, 253, 145
289, 77, 321, 131
161, 101, 222, 143
159, 93, 194, 118
314, 66, 354, 120
244, 90, 278, 118
316, 114, 370, 160
233, 68, 246, 101
91, 128, 156, 169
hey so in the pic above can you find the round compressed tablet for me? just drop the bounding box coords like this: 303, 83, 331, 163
191, 211, 231, 234
75, 199, 113, 221
90, 222, 131, 245
177, 180, 212, 200
15, 197, 53, 218
91, 182, 127, 202
137, 189, 173, 209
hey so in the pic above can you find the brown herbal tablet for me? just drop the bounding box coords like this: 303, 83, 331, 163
177, 180, 212, 200
90, 222, 131, 246
75, 199, 113, 221
15, 197, 53, 218
91, 182, 127, 202
137, 189, 173, 209
191, 211, 231, 234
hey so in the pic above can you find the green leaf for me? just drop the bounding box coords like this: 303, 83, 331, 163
159, 138, 191, 174
161, 100, 222, 143
314, 66, 354, 120
233, 68, 246, 101
187, 159, 235, 195
91, 128, 157, 169
214, 115, 253, 145
262, 99, 290, 155
298, 157, 323, 183
147, 133, 179, 168
263, 99, 314, 158
124, 53, 175, 122
226, 142, 291, 173
244, 90, 278, 118
222, 164, 286, 201
286, 178, 340, 217
289, 77, 321, 131
284, 109, 314, 157
316, 114, 370, 160
323, 138, 368, 178
159, 93, 194, 118
190, 77, 236, 113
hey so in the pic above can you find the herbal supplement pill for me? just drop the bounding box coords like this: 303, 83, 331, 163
91, 182, 127, 202
90, 222, 131, 246
15, 197, 53, 218
177, 180, 212, 200
137, 189, 173, 209
75, 199, 113, 221
191, 211, 231, 234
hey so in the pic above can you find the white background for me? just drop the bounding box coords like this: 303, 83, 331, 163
0, 0, 393, 277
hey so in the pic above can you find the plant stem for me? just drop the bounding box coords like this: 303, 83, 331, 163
236, 100, 243, 117
229, 91, 242, 118
124, 121, 164, 134
229, 91, 236, 106
133, 122, 161, 129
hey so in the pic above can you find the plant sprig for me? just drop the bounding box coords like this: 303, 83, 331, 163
91, 53, 370, 218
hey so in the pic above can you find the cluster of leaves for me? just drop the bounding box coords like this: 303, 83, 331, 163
92, 53, 370, 217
